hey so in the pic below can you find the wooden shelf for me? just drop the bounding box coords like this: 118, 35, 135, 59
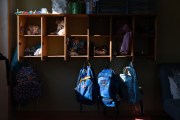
69, 35, 88, 37
70, 55, 88, 58
17, 14, 157, 61
93, 55, 111, 58
47, 55, 65, 58
116, 55, 133, 58
47, 35, 65, 37
23, 35, 41, 37
23, 56, 41, 57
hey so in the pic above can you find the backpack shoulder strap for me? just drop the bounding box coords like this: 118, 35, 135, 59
77, 68, 84, 84
87, 66, 95, 80
127, 63, 137, 82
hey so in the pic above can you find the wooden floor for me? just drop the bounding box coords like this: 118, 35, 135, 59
11, 111, 173, 120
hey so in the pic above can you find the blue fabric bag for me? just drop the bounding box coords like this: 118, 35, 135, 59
119, 62, 142, 104
13, 62, 42, 104
74, 64, 98, 105
98, 69, 119, 107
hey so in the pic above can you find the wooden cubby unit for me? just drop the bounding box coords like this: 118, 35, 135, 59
89, 15, 111, 60
66, 15, 89, 59
17, 14, 157, 61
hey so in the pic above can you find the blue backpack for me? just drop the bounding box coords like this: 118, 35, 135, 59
13, 62, 42, 104
98, 69, 119, 107
119, 62, 142, 104
74, 64, 98, 105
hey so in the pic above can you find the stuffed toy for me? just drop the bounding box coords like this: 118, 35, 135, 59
50, 19, 65, 35
26, 25, 40, 35
56, 19, 65, 35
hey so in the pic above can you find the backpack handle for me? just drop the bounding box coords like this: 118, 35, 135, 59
83, 60, 91, 68
122, 61, 134, 75
129, 61, 133, 67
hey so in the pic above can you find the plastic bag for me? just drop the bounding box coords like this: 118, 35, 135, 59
52, 0, 67, 14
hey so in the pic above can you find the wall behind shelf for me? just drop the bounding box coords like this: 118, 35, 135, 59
14, 0, 52, 12
157, 0, 180, 62
8, 0, 180, 113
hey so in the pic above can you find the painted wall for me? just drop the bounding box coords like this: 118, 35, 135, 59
157, 1, 180, 62
0, 1, 9, 120
8, 0, 180, 113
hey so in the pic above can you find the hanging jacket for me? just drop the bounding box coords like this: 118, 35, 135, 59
120, 24, 132, 55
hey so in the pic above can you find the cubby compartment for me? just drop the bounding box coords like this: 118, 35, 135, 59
18, 16, 41, 36
112, 16, 133, 57
43, 36, 65, 58
17, 15, 42, 61
45, 16, 65, 36
66, 15, 89, 36
89, 15, 111, 60
112, 16, 132, 35
18, 36, 41, 60
67, 36, 88, 58
90, 36, 111, 58
134, 36, 154, 57
134, 16, 155, 35
112, 36, 123, 54
89, 15, 110, 36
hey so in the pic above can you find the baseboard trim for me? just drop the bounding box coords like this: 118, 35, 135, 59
12, 110, 168, 118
